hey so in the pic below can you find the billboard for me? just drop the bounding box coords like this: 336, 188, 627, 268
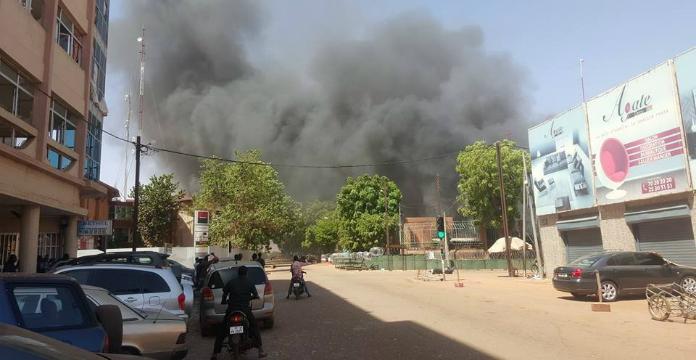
675, 48, 696, 185
78, 220, 113, 236
193, 210, 209, 246
587, 62, 688, 205
528, 106, 594, 215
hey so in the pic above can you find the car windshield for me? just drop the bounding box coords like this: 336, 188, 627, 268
208, 267, 267, 289
569, 254, 604, 267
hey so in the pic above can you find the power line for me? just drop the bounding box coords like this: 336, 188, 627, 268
144, 143, 460, 169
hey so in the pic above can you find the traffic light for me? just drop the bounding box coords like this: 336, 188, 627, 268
436, 216, 445, 239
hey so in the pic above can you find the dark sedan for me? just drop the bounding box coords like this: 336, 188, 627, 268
553, 251, 696, 302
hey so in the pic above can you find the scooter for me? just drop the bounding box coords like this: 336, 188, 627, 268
226, 311, 253, 360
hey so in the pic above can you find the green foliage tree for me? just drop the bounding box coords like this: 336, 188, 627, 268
303, 208, 341, 255
197, 150, 300, 250
455, 140, 529, 232
335, 175, 402, 251
135, 174, 183, 247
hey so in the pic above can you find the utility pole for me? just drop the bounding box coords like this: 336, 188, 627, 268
132, 136, 142, 252
522, 153, 527, 277
496, 142, 514, 276
383, 180, 390, 256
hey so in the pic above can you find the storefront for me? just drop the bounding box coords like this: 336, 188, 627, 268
627, 205, 696, 267
557, 216, 602, 263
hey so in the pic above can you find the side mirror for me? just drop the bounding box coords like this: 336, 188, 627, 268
96, 304, 123, 353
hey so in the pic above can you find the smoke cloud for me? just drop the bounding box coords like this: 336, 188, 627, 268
109, 0, 530, 215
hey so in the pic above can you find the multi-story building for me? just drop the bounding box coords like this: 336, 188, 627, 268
0, 0, 114, 272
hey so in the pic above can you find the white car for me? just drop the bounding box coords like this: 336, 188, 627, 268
55, 264, 189, 320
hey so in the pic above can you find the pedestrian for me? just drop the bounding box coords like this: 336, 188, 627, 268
3, 254, 18, 272
257, 253, 265, 268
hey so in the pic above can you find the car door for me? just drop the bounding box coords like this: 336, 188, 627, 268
139, 271, 173, 314
634, 253, 672, 287
604, 253, 642, 293
90, 269, 145, 310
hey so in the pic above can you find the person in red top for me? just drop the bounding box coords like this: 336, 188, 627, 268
286, 256, 311, 299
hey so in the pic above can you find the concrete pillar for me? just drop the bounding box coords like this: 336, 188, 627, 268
19, 205, 40, 273
599, 204, 636, 251
65, 216, 78, 258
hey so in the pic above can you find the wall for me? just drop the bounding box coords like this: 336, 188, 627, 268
0, 0, 46, 80
538, 214, 565, 275
598, 203, 636, 251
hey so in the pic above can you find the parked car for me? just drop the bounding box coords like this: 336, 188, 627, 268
0, 323, 146, 360
553, 251, 696, 302
0, 273, 122, 353
199, 261, 274, 336
82, 285, 188, 360
54, 251, 171, 271
54, 264, 189, 319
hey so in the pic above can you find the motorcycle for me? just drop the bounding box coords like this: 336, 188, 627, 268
291, 271, 307, 299
226, 311, 253, 360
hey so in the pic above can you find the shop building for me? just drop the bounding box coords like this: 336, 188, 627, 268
530, 49, 696, 275
0, 0, 111, 271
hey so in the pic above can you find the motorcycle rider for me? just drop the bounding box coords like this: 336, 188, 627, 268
286, 255, 311, 299
211, 266, 267, 359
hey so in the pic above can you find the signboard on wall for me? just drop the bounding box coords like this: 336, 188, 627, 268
528, 106, 595, 215
675, 48, 696, 186
193, 210, 209, 246
77, 220, 113, 236
587, 62, 688, 205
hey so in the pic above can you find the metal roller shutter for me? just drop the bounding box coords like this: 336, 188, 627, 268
564, 228, 603, 263
635, 218, 696, 267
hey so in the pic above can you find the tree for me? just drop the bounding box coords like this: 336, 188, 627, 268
335, 175, 402, 251
455, 140, 528, 233
303, 208, 341, 255
197, 150, 300, 250
135, 174, 184, 247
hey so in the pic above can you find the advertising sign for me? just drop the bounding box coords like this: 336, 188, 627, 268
675, 48, 696, 185
528, 106, 595, 215
587, 62, 688, 204
77, 220, 113, 236
193, 210, 209, 246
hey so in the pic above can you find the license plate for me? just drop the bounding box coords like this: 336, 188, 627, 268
293, 283, 300, 288
229, 326, 244, 335
557, 273, 568, 279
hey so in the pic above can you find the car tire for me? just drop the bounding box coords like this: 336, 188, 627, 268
263, 317, 275, 329
680, 275, 696, 295
600, 281, 618, 302
570, 292, 586, 300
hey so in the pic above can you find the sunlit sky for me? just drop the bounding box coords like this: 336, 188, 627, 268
101, 0, 696, 194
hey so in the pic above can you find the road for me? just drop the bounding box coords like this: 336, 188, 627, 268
185, 264, 696, 359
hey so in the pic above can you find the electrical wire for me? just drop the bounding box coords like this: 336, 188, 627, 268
144, 143, 460, 169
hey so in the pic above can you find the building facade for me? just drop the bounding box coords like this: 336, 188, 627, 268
529, 48, 696, 275
0, 0, 111, 272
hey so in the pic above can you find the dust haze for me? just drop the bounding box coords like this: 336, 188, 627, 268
109, 0, 530, 215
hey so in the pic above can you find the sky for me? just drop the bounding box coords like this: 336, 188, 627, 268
100, 0, 696, 199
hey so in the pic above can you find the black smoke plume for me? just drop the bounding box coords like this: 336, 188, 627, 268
109, 0, 530, 215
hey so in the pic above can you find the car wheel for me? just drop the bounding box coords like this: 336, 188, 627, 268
570, 292, 586, 300
681, 276, 696, 294
263, 317, 275, 329
600, 281, 618, 302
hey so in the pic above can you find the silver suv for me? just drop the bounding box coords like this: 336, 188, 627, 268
199, 261, 274, 336
54, 264, 189, 320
